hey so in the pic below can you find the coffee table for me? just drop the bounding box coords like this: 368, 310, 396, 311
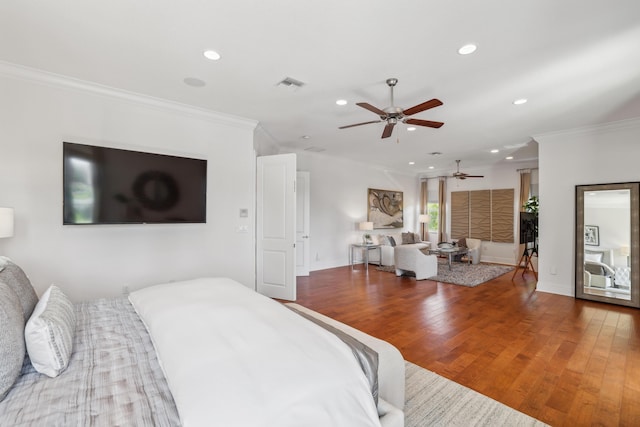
429, 247, 469, 271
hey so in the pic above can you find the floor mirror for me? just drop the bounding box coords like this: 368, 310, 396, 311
575, 182, 640, 307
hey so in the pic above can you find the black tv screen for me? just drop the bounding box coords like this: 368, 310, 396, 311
63, 142, 207, 224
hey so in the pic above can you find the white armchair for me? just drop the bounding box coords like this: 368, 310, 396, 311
466, 238, 481, 264
394, 245, 438, 280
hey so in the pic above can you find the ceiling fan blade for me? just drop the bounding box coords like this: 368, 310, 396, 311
357, 102, 387, 117
339, 120, 381, 129
403, 98, 443, 116
381, 122, 395, 138
464, 175, 484, 178
404, 118, 444, 128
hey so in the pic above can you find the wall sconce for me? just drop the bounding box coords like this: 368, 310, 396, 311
359, 221, 373, 245
419, 214, 430, 241
0, 207, 14, 238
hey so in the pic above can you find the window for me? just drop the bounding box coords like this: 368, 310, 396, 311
427, 202, 439, 232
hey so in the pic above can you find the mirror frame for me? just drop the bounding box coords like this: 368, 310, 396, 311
575, 182, 639, 307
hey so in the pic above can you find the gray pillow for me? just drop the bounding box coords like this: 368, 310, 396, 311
25, 285, 76, 377
0, 257, 39, 321
0, 281, 26, 401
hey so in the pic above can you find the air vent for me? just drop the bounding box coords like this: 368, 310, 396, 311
304, 146, 325, 153
277, 77, 306, 89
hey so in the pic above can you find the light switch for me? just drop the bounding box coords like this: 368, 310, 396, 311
239, 208, 248, 218
237, 225, 249, 233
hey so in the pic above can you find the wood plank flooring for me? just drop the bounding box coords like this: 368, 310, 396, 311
292, 264, 640, 426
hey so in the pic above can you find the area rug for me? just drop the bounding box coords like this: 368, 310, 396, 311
376, 259, 514, 287
405, 361, 548, 426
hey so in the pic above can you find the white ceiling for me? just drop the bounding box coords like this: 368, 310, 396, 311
1, 0, 639, 176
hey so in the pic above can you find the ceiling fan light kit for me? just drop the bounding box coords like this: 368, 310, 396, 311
339, 78, 444, 139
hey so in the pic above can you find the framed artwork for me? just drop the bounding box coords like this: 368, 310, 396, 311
585, 225, 599, 246
368, 188, 403, 229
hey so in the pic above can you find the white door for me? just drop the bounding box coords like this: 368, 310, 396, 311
296, 171, 310, 276
256, 153, 296, 300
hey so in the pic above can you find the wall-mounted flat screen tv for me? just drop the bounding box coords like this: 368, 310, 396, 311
63, 142, 207, 225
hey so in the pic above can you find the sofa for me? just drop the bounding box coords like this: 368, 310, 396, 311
368, 232, 429, 266
394, 245, 438, 280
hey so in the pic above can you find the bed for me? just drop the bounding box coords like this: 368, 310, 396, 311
0, 257, 405, 426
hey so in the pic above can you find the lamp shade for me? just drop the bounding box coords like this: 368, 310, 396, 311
359, 221, 373, 231
0, 207, 14, 238
418, 214, 430, 223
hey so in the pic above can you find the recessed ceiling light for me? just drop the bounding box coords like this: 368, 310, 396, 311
458, 44, 477, 55
407, 127, 416, 132
513, 98, 528, 105
429, 152, 442, 156
336, 99, 347, 106
428, 166, 435, 170
505, 156, 514, 160
409, 161, 415, 165
203, 50, 221, 61
183, 77, 206, 87
490, 149, 499, 153
301, 135, 311, 139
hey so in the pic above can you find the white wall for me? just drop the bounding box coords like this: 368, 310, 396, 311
536, 118, 640, 296
295, 152, 420, 271
0, 63, 257, 301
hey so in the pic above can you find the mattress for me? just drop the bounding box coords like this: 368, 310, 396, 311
0, 297, 180, 426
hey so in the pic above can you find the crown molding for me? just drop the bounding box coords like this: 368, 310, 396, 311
533, 116, 640, 141
0, 60, 258, 130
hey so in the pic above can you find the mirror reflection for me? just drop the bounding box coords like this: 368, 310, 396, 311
576, 182, 639, 308
582, 189, 631, 301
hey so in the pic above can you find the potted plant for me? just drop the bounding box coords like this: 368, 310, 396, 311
523, 195, 539, 215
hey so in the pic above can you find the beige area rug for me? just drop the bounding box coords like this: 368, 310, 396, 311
377, 259, 514, 287
405, 361, 548, 426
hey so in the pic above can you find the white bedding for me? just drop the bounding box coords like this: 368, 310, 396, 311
129, 277, 381, 427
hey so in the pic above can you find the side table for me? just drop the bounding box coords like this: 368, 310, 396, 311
350, 244, 382, 274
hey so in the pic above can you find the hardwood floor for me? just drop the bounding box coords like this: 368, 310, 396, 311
293, 264, 640, 426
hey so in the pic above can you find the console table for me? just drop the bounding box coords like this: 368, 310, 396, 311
350, 244, 381, 274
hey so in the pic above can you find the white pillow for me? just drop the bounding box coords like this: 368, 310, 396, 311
25, 285, 75, 377
585, 252, 603, 263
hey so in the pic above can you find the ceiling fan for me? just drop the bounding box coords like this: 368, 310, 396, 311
339, 78, 444, 139
452, 160, 484, 179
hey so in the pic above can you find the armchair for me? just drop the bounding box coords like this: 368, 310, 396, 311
394, 245, 438, 280
453, 237, 481, 264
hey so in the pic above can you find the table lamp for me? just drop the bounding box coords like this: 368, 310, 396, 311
359, 221, 373, 244
419, 214, 429, 241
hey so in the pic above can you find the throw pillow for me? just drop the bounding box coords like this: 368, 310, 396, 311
0, 256, 39, 321
401, 232, 415, 244
25, 285, 76, 378
378, 235, 390, 246
388, 236, 397, 247
0, 281, 25, 401
413, 232, 422, 243
584, 252, 603, 263
457, 237, 467, 248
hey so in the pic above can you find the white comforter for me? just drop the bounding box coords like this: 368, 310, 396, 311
129, 278, 380, 427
